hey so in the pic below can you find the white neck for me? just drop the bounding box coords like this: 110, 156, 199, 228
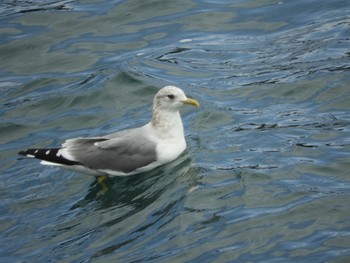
151, 109, 184, 139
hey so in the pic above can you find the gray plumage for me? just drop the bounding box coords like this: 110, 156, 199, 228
18, 86, 199, 176
62, 129, 157, 173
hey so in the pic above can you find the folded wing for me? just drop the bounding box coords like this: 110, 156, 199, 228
62, 134, 157, 173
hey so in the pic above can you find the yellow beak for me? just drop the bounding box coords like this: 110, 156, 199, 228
182, 98, 200, 107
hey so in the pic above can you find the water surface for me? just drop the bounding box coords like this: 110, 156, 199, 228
1, 0, 350, 262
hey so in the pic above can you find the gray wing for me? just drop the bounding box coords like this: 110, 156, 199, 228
63, 129, 157, 173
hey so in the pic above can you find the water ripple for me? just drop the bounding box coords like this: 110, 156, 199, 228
121, 16, 350, 89
1, 0, 350, 262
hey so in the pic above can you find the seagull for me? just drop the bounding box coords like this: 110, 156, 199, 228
18, 86, 199, 177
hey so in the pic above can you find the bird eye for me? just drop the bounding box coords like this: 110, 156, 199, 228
167, 94, 175, 99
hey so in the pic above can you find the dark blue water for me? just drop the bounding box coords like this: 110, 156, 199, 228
1, 0, 350, 262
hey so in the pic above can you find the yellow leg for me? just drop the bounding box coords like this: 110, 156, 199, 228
97, 175, 108, 194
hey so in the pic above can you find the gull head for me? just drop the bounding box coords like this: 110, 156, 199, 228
153, 86, 200, 112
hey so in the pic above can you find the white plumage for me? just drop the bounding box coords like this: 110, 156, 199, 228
19, 86, 199, 176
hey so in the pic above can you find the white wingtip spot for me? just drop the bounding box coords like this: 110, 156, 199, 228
26, 154, 36, 158
45, 150, 50, 155
56, 149, 62, 157
34, 150, 39, 154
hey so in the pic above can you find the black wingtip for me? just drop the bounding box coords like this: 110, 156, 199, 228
18, 148, 41, 158
18, 148, 82, 166
18, 150, 27, 156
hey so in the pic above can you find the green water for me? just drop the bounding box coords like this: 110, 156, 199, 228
1, 0, 350, 262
